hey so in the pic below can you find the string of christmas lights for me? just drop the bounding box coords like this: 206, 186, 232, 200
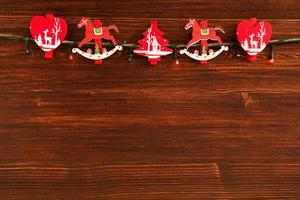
0, 33, 299, 65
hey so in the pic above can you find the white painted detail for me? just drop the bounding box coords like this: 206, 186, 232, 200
133, 49, 172, 57
72, 45, 123, 60
180, 45, 229, 61
241, 22, 268, 56
35, 17, 62, 52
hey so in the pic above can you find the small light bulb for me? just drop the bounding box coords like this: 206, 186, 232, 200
128, 55, 133, 63
267, 58, 274, 65
69, 54, 74, 60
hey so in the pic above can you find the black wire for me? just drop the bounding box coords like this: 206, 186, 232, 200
0, 33, 299, 49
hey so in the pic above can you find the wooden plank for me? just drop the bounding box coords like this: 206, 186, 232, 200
0, 164, 226, 199
0, 164, 299, 199
0, 58, 300, 165
0, 0, 299, 19
221, 164, 300, 199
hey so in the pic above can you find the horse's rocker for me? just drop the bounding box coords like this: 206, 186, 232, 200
180, 19, 229, 64
72, 17, 122, 64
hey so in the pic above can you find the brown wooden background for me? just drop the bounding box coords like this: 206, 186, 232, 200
0, 0, 300, 199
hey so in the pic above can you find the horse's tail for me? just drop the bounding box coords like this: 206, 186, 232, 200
215, 26, 225, 34
108, 25, 119, 33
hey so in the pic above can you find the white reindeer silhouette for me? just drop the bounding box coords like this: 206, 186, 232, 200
43, 29, 52, 45
249, 34, 258, 49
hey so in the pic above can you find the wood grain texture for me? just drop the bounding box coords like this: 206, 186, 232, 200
0, 0, 300, 199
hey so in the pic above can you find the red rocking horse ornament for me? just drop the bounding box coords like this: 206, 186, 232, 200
180, 19, 229, 64
72, 17, 122, 64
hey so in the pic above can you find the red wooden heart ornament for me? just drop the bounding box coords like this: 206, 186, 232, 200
237, 18, 272, 62
30, 14, 67, 59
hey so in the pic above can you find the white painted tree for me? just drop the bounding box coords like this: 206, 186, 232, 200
151, 35, 160, 52
51, 17, 62, 45
243, 39, 249, 50
37, 34, 42, 45
146, 27, 152, 52
257, 22, 266, 49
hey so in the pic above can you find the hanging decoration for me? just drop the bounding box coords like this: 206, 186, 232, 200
72, 17, 122, 64
2, 15, 299, 65
30, 14, 67, 59
237, 18, 272, 62
134, 20, 173, 65
180, 19, 229, 64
